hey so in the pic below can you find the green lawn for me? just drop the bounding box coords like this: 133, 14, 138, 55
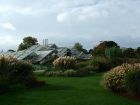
0, 74, 140, 105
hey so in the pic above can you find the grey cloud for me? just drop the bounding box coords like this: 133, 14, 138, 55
0, 0, 140, 51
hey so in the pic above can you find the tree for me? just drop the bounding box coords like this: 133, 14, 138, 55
123, 48, 136, 58
73, 42, 87, 53
73, 43, 83, 51
92, 41, 119, 56
88, 49, 93, 54
105, 47, 123, 59
7, 49, 15, 52
136, 47, 140, 56
18, 36, 38, 51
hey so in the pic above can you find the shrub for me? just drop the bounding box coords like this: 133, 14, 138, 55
102, 63, 140, 92
125, 69, 140, 96
75, 61, 90, 69
108, 58, 124, 69
0, 56, 18, 81
105, 47, 123, 59
0, 56, 44, 88
90, 56, 124, 72
10, 61, 35, 84
64, 70, 77, 77
78, 66, 94, 76
90, 56, 111, 72
53, 56, 76, 70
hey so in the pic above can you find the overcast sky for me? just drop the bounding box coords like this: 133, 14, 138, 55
0, 0, 140, 51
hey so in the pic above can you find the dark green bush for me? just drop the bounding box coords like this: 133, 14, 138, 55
10, 61, 35, 84
110, 58, 124, 67
90, 56, 111, 72
90, 56, 124, 72
75, 61, 90, 69
125, 69, 140, 96
78, 66, 94, 75
75, 60, 98, 73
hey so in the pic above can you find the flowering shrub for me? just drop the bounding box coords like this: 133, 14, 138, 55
102, 63, 140, 92
53, 56, 76, 70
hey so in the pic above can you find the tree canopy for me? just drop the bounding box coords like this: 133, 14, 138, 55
73, 42, 87, 53
18, 36, 38, 51
92, 41, 119, 56
136, 47, 140, 55
123, 48, 136, 58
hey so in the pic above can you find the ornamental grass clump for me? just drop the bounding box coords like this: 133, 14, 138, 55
0, 56, 45, 90
102, 63, 140, 92
0, 56, 35, 84
53, 56, 76, 70
0, 56, 19, 81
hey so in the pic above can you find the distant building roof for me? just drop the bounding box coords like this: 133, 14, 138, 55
0, 43, 92, 64
34, 50, 54, 62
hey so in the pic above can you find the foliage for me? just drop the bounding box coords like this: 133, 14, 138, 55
75, 60, 90, 69
18, 36, 38, 51
0, 56, 21, 82
73, 43, 83, 52
102, 63, 140, 92
53, 56, 76, 70
89, 56, 124, 72
0, 56, 44, 88
105, 47, 123, 59
63, 70, 77, 77
125, 69, 140, 96
74, 60, 96, 75
123, 48, 136, 58
88, 49, 93, 54
109, 58, 124, 68
78, 66, 94, 76
45, 71, 64, 77
7, 49, 15, 52
90, 56, 112, 72
75, 58, 113, 73
136, 47, 140, 56
11, 61, 35, 84
92, 41, 119, 56
73, 42, 87, 53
